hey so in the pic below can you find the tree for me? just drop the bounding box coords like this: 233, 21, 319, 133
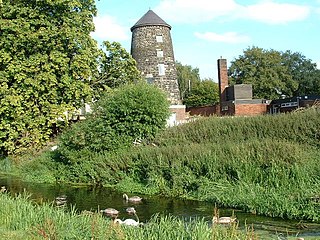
59, 83, 170, 153
282, 50, 320, 96
176, 62, 219, 107
229, 47, 297, 100
0, 0, 99, 156
175, 61, 201, 101
183, 79, 219, 107
92, 41, 142, 94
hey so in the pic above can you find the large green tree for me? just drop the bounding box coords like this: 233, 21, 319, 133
229, 47, 297, 100
0, 0, 99, 155
229, 46, 320, 100
282, 50, 320, 96
92, 41, 142, 94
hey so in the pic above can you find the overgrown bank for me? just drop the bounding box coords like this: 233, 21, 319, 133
0, 192, 252, 240
1, 108, 320, 222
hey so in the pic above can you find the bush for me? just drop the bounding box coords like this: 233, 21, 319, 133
59, 83, 170, 153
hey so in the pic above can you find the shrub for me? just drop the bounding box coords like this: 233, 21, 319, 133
59, 83, 170, 153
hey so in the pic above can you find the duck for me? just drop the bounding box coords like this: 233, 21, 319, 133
212, 216, 237, 224
123, 194, 142, 203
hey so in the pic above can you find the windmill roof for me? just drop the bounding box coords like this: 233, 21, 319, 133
131, 10, 171, 31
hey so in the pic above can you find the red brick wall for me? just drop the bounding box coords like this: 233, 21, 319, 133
187, 105, 219, 116
235, 104, 267, 116
170, 106, 186, 121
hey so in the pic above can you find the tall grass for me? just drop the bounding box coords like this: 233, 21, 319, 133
2, 108, 320, 221
0, 192, 252, 240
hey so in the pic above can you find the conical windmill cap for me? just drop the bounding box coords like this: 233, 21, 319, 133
131, 10, 171, 31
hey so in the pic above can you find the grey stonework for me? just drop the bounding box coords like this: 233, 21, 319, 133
131, 10, 181, 105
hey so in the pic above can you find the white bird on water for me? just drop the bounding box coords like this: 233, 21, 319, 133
114, 218, 140, 226
113, 207, 142, 227
123, 193, 142, 203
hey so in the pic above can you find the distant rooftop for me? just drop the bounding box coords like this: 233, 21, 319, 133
131, 10, 171, 31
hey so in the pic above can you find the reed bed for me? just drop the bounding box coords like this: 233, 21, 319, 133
0, 192, 252, 239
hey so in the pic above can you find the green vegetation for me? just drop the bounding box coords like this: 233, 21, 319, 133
59, 83, 170, 154
176, 61, 219, 107
0, 1, 143, 157
229, 46, 320, 99
2, 108, 320, 222
92, 41, 142, 94
0, 192, 252, 240
0, 0, 99, 156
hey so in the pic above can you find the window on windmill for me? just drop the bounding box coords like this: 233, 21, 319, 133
156, 35, 163, 42
158, 64, 165, 76
157, 50, 163, 58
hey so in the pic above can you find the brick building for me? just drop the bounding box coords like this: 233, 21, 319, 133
187, 58, 270, 117
217, 58, 270, 116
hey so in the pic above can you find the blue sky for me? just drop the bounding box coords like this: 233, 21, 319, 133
91, 0, 320, 81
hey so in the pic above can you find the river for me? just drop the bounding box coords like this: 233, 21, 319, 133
1, 174, 320, 239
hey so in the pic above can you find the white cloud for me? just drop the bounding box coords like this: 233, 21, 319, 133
155, 0, 310, 25
91, 15, 129, 41
194, 31, 250, 44
316, 61, 320, 69
242, 1, 310, 24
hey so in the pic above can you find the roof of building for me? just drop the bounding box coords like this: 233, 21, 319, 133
270, 95, 320, 105
131, 10, 171, 31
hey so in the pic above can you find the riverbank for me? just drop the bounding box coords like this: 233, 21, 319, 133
0, 191, 253, 240
1, 108, 320, 222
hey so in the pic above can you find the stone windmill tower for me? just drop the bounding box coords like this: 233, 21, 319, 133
131, 10, 185, 124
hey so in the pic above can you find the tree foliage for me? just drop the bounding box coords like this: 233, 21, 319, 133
92, 41, 142, 94
184, 79, 219, 107
229, 47, 296, 100
176, 62, 219, 107
282, 50, 320, 96
0, 0, 99, 156
229, 46, 320, 100
175, 61, 201, 101
59, 83, 170, 153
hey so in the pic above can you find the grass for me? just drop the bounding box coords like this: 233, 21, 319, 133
1, 107, 320, 222
0, 191, 253, 240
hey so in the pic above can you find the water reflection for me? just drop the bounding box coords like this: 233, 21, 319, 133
1, 174, 320, 239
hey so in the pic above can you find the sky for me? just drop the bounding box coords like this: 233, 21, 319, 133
91, 0, 320, 81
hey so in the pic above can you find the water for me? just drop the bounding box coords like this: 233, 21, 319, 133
1, 174, 320, 239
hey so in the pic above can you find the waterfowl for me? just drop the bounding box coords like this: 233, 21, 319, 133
100, 208, 119, 218
212, 216, 237, 224
114, 218, 140, 226
0, 186, 6, 193
123, 194, 142, 203
113, 207, 141, 227
55, 195, 67, 206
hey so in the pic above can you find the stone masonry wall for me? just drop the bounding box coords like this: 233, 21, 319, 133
131, 25, 181, 104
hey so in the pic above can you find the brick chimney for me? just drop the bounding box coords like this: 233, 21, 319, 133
217, 58, 228, 103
